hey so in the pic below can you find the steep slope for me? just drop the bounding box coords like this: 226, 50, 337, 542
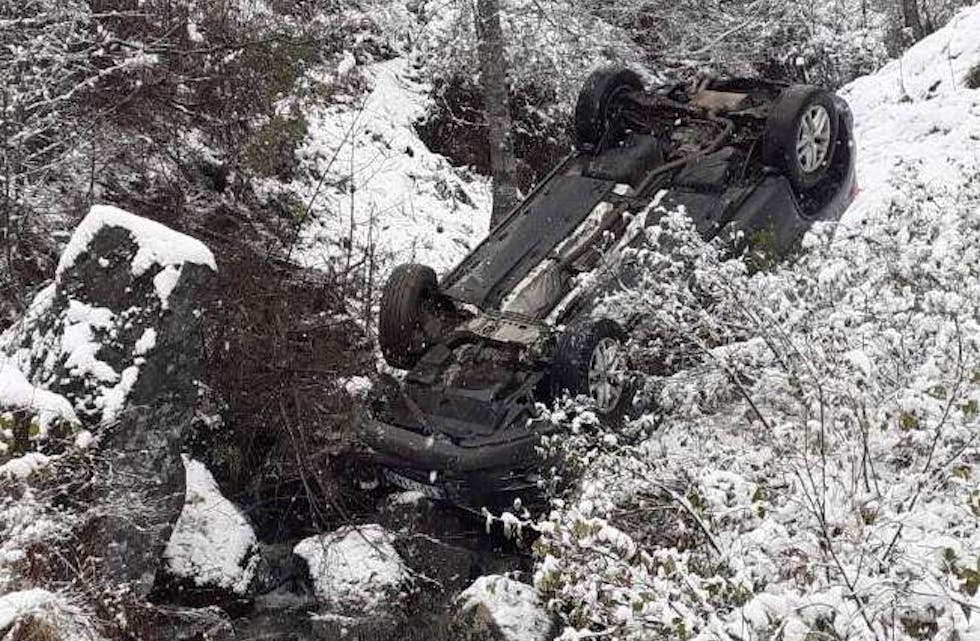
841, 5, 980, 224
285, 57, 492, 276
535, 6, 980, 641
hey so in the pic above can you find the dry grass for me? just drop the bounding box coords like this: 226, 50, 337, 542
8, 616, 61, 641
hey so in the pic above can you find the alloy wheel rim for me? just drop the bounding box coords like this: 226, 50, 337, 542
588, 337, 627, 413
796, 104, 832, 174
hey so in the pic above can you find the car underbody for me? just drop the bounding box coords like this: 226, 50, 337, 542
357, 69, 857, 509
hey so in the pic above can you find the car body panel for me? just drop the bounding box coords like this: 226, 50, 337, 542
443, 174, 617, 310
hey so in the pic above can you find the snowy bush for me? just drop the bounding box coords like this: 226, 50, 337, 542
586, 0, 891, 86
534, 172, 980, 640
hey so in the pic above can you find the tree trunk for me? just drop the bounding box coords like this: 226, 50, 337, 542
474, 0, 520, 228
901, 0, 925, 41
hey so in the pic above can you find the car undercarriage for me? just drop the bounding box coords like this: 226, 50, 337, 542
356, 67, 857, 509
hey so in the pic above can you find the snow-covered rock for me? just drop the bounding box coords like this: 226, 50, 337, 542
0, 205, 217, 596
293, 523, 407, 615
1, 205, 216, 425
454, 575, 555, 641
162, 457, 259, 598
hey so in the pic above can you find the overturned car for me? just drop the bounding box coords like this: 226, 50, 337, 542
357, 67, 856, 508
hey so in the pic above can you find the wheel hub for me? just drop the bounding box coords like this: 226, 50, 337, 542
588, 337, 627, 414
796, 104, 832, 174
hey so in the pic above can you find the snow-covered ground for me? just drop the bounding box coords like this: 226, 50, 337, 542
535, 6, 980, 641
840, 6, 980, 226
276, 57, 492, 277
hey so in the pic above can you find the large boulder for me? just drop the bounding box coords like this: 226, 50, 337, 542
453, 575, 556, 641
0, 204, 217, 595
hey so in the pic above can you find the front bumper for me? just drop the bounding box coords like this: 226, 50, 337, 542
356, 413, 545, 474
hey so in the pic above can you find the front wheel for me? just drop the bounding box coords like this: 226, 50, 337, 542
552, 319, 633, 420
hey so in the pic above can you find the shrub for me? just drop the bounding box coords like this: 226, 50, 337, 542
535, 172, 980, 640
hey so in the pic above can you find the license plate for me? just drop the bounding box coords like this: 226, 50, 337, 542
383, 469, 447, 500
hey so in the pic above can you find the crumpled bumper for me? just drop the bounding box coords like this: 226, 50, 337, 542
354, 411, 546, 475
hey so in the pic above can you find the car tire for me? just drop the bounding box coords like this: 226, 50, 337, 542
552, 318, 633, 422
574, 67, 644, 153
379, 263, 439, 370
763, 85, 839, 192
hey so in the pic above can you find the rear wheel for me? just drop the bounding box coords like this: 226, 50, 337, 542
378, 263, 439, 370
552, 319, 632, 420
763, 85, 839, 192
574, 67, 644, 153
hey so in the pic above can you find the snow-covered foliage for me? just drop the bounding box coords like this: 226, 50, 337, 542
415, 0, 641, 109
293, 524, 407, 614
0, 484, 74, 595
0, 588, 102, 641
0, 358, 78, 442
0, 1, 160, 196
457, 575, 555, 641
163, 457, 259, 596
534, 8, 980, 639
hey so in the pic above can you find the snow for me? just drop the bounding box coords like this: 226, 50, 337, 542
0, 452, 51, 480
186, 21, 204, 43
73, 430, 93, 449
57, 204, 216, 281
133, 328, 157, 356
340, 375, 373, 398
293, 524, 406, 613
279, 57, 491, 277
839, 5, 980, 227
60, 301, 119, 383
0, 588, 98, 640
163, 456, 259, 595
458, 575, 553, 641
0, 588, 58, 630
99, 365, 139, 426
152, 266, 182, 310
0, 358, 78, 435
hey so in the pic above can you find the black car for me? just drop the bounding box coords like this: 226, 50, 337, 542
356, 67, 856, 508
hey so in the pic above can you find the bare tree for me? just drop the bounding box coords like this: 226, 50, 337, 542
474, 0, 520, 227
902, 0, 927, 40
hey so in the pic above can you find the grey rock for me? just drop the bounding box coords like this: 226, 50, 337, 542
2, 208, 216, 596
452, 575, 556, 641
